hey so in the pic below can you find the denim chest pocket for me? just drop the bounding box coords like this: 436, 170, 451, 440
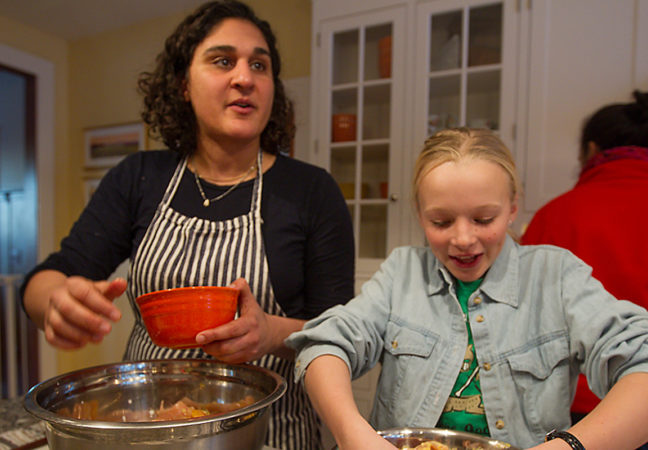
377, 321, 438, 418
507, 335, 569, 379
506, 334, 571, 431
384, 323, 436, 357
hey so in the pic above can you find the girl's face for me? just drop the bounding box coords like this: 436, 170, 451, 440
417, 158, 518, 282
184, 18, 274, 148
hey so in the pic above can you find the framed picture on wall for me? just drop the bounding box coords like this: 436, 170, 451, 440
84, 122, 145, 168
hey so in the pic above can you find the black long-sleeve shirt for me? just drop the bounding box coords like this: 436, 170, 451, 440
23, 150, 355, 319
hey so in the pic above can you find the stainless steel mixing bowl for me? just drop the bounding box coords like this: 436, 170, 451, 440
24, 359, 286, 449
378, 427, 521, 449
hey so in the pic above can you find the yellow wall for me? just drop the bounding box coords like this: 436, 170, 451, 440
69, 0, 312, 233
248, 0, 311, 79
0, 0, 311, 375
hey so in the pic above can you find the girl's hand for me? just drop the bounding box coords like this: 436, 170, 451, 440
333, 418, 398, 450
336, 432, 398, 450
43, 276, 125, 349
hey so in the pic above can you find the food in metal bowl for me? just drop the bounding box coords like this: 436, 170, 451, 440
402, 442, 452, 450
378, 428, 520, 450
24, 359, 286, 449
57, 395, 256, 422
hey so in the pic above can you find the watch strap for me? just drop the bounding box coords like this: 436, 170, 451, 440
545, 429, 585, 450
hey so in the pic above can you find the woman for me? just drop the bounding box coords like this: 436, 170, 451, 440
21, 2, 354, 449
521, 91, 648, 433
286, 128, 648, 449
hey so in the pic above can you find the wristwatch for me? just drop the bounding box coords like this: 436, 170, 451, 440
544, 429, 585, 449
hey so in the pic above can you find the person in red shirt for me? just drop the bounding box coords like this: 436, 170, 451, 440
521, 90, 648, 430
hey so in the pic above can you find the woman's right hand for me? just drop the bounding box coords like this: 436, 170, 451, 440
42, 276, 126, 350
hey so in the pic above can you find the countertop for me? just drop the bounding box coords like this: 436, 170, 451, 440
0, 397, 277, 449
0, 397, 46, 449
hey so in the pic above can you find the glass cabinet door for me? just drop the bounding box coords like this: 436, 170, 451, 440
407, 0, 517, 245
319, 8, 406, 265
417, 0, 513, 139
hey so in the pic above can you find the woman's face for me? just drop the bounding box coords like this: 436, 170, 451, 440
417, 158, 518, 282
184, 18, 274, 147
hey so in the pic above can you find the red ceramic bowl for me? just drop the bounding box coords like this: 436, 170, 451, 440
136, 286, 239, 349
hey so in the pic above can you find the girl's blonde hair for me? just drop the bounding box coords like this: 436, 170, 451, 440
412, 128, 522, 211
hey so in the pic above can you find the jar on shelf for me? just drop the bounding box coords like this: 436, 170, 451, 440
332, 114, 357, 142
378, 35, 392, 78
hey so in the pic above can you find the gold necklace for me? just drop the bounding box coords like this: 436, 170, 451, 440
193, 163, 256, 207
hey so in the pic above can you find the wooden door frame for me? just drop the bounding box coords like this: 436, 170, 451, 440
0, 44, 57, 382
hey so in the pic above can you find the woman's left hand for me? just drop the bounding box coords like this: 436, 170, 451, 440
196, 278, 271, 363
196, 278, 304, 363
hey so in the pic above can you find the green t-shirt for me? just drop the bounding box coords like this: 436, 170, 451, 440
436, 278, 490, 436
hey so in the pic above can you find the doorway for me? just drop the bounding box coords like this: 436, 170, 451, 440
0, 65, 39, 398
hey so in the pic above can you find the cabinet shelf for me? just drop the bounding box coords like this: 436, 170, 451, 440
332, 79, 391, 91
363, 78, 392, 86
363, 138, 390, 146
427, 63, 502, 79
332, 82, 359, 91
465, 63, 502, 74
331, 138, 390, 147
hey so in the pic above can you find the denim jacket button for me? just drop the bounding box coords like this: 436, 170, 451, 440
474, 297, 482, 304
495, 419, 505, 429
391, 340, 398, 349
476, 314, 485, 323
483, 362, 491, 371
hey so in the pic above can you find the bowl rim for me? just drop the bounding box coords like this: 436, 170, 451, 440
136, 286, 239, 304
23, 359, 286, 431
377, 427, 520, 449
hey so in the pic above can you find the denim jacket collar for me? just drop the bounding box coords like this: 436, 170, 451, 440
425, 235, 520, 308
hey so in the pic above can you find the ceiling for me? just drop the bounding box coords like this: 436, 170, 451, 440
0, 0, 207, 40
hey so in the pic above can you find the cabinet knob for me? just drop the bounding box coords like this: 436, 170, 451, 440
389, 193, 398, 202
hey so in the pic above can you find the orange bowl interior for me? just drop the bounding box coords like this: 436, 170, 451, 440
136, 286, 239, 349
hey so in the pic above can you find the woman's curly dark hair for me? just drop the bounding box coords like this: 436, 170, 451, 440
138, 0, 294, 156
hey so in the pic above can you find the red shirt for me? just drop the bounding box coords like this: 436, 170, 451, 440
521, 155, 648, 413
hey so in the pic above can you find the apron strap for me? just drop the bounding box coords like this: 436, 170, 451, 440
161, 156, 188, 207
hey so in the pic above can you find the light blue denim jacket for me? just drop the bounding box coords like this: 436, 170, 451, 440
286, 236, 648, 448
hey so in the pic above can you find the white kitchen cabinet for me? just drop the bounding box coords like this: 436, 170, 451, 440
311, 0, 647, 254
310, 0, 647, 428
311, 0, 518, 276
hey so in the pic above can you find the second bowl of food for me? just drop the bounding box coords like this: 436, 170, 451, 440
136, 286, 239, 349
378, 427, 520, 449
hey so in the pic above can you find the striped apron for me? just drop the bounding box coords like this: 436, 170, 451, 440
123, 152, 321, 450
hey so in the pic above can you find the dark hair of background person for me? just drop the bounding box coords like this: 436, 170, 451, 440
579, 90, 648, 162
137, 0, 295, 156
